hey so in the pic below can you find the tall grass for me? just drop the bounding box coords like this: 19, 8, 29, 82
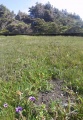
0, 35, 83, 119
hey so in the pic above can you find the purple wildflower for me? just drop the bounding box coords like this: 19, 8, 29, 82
3, 103, 8, 108
15, 106, 22, 113
28, 96, 36, 102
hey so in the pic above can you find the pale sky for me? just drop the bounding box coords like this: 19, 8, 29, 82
0, 0, 83, 19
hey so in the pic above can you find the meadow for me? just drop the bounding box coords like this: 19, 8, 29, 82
0, 35, 83, 120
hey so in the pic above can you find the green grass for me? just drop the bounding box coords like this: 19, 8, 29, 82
0, 35, 83, 120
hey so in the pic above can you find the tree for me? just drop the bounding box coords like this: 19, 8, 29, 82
29, 2, 54, 22
29, 3, 44, 18
65, 26, 82, 33
0, 3, 83, 35
31, 18, 46, 33
6, 20, 32, 34
15, 11, 32, 24
43, 9, 54, 22
0, 4, 15, 19
46, 22, 59, 34
31, 18, 59, 34
44, 2, 52, 10
0, 4, 15, 31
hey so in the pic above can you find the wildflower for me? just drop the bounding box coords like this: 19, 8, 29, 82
3, 103, 8, 108
28, 96, 36, 102
15, 106, 22, 113
16, 90, 23, 100
16, 90, 23, 96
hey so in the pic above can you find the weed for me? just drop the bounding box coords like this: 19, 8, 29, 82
0, 36, 83, 119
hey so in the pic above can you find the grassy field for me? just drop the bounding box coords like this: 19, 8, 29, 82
0, 35, 83, 120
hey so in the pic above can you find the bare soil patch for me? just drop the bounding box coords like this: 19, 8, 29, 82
36, 79, 75, 107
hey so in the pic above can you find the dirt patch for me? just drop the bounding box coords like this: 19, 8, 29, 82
36, 79, 75, 107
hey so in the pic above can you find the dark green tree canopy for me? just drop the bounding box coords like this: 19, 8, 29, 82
0, 2, 83, 35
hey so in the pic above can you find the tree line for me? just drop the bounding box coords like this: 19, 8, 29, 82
0, 2, 83, 35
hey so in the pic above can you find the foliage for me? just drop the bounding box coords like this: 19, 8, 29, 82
15, 11, 32, 24
6, 21, 32, 34
0, 3, 83, 34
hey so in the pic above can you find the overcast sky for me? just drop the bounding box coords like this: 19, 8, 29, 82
0, 0, 83, 19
